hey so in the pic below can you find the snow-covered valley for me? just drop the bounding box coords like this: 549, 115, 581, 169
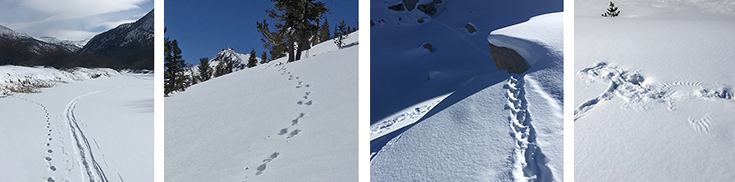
165, 32, 358, 181
0, 69, 153, 182
369, 0, 563, 181
575, 0, 735, 180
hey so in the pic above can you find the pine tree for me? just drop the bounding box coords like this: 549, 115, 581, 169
602, 2, 620, 17
214, 59, 225, 78
261, 51, 268, 63
224, 56, 233, 74
334, 20, 348, 49
248, 48, 258, 68
164, 29, 187, 96
319, 18, 330, 42
264, 0, 329, 62
198, 57, 212, 81
257, 20, 287, 61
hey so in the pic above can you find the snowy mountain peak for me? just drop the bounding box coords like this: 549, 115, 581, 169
0, 24, 32, 39
82, 9, 153, 52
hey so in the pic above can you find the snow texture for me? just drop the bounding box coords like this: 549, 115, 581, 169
575, 0, 735, 180
0, 70, 153, 182
165, 32, 358, 181
370, 0, 563, 181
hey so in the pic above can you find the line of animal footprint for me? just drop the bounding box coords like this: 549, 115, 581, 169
245, 151, 280, 176
277, 112, 306, 139
12, 96, 60, 182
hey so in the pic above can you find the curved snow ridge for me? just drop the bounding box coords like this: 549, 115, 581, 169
505, 74, 552, 181
487, 12, 563, 67
369, 93, 451, 141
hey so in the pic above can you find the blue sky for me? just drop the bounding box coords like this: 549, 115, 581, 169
165, 0, 358, 65
0, 0, 153, 40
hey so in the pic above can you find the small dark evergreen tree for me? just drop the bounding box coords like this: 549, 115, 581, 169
214, 60, 224, 78
319, 18, 330, 42
334, 20, 348, 49
248, 48, 258, 68
198, 57, 212, 81
602, 2, 620, 17
164, 29, 187, 96
224, 56, 233, 74
261, 51, 268, 63
264, 0, 329, 62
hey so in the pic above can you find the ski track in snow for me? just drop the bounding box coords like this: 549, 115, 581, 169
575, 62, 734, 134
504, 74, 551, 182
243, 63, 314, 180
65, 89, 111, 182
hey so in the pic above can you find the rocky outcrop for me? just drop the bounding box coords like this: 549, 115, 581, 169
403, 0, 418, 11
422, 43, 434, 52
388, 4, 405, 11
488, 43, 529, 74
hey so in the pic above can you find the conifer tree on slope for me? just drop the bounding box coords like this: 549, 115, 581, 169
214, 59, 225, 78
264, 0, 329, 62
248, 48, 258, 68
164, 31, 187, 96
334, 20, 348, 49
319, 18, 330, 42
261, 51, 268, 63
257, 20, 287, 60
198, 57, 212, 81
602, 2, 620, 17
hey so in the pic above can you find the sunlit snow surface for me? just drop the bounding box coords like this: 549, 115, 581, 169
370, 0, 563, 181
165, 32, 358, 181
575, 0, 735, 181
0, 68, 153, 182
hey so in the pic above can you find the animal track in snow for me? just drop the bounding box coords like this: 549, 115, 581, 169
505, 74, 551, 181
262, 152, 279, 162
688, 115, 712, 134
577, 62, 732, 134
255, 163, 266, 175
277, 128, 288, 135
287, 129, 301, 139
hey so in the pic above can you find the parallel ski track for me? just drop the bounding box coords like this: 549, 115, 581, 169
505, 74, 551, 182
65, 90, 110, 182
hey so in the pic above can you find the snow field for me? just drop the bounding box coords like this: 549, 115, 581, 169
165, 32, 358, 181
575, 0, 735, 180
0, 73, 153, 182
370, 0, 563, 180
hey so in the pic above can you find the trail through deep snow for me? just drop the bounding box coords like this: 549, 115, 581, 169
505, 75, 551, 181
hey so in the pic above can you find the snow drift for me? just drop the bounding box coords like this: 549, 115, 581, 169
370, 0, 563, 180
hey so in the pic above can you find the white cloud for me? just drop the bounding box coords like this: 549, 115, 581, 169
99, 19, 136, 29
42, 29, 98, 40
0, 0, 151, 41
21, 0, 147, 21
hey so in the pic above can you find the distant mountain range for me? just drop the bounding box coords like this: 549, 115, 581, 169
0, 9, 154, 70
185, 47, 262, 79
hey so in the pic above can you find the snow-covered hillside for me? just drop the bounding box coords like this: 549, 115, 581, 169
0, 70, 153, 182
575, 0, 735, 181
370, 0, 563, 181
165, 32, 358, 181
